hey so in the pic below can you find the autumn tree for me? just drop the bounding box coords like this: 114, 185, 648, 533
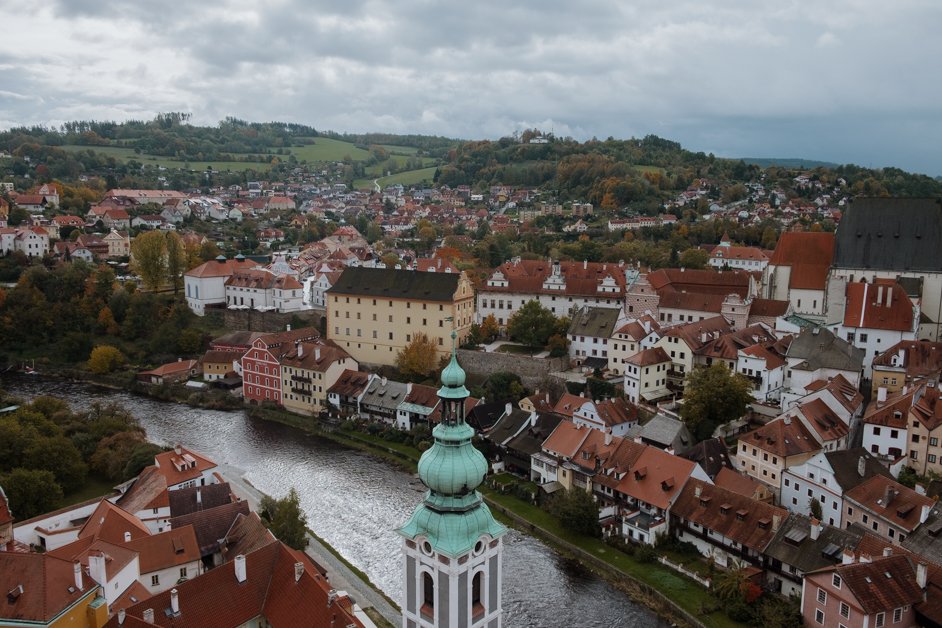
130, 230, 167, 291
507, 300, 558, 350
396, 332, 439, 382
678, 248, 709, 269
164, 231, 187, 295
480, 314, 500, 342
260, 487, 308, 551
680, 363, 753, 442
88, 345, 127, 374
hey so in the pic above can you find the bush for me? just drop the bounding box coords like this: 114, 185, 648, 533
87, 345, 127, 375
636, 545, 658, 563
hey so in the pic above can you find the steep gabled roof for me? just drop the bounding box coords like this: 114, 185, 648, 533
125, 525, 201, 574
845, 475, 934, 533
739, 416, 820, 458
78, 500, 151, 544
809, 554, 924, 614
768, 231, 834, 290
843, 280, 915, 332
833, 197, 942, 272
327, 267, 462, 301
0, 553, 98, 623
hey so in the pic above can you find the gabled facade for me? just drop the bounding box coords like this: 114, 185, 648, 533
279, 342, 358, 416
607, 315, 660, 376
241, 327, 320, 406
844, 475, 934, 545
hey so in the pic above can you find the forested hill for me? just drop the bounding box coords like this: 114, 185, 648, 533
1, 115, 940, 204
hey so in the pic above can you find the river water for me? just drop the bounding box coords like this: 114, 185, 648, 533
2, 376, 665, 628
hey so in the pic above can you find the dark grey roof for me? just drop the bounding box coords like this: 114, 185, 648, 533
901, 509, 942, 564
169, 482, 235, 517
824, 448, 893, 492
787, 326, 865, 372
486, 408, 532, 446
681, 438, 733, 480
326, 267, 461, 301
470, 401, 515, 435
360, 378, 409, 411
765, 514, 863, 575
505, 413, 565, 458
626, 413, 692, 453
568, 306, 621, 339
833, 197, 942, 272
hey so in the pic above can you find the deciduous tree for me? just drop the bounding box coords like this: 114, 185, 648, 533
88, 345, 127, 374
0, 468, 63, 520
130, 230, 167, 291
164, 231, 187, 295
263, 487, 309, 551
680, 363, 753, 441
506, 300, 558, 350
396, 332, 439, 382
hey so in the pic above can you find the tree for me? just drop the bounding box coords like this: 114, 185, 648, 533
164, 231, 187, 295
0, 468, 63, 520
130, 230, 167, 291
548, 488, 599, 537
479, 314, 500, 342
678, 248, 709, 269
713, 565, 751, 602
262, 487, 309, 550
483, 372, 525, 403
506, 300, 558, 350
809, 497, 823, 520
680, 363, 753, 442
88, 345, 127, 374
396, 332, 439, 382
25, 436, 87, 493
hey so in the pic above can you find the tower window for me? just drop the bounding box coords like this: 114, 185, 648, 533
472, 572, 484, 618
422, 572, 435, 618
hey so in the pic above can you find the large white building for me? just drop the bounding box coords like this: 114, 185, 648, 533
184, 255, 259, 315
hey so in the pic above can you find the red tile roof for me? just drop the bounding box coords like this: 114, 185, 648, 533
739, 416, 820, 458
614, 446, 697, 510
153, 447, 217, 488
810, 554, 924, 615
845, 475, 934, 533
0, 552, 98, 623
125, 525, 200, 574
843, 280, 915, 332
768, 231, 834, 290
483, 259, 629, 298
553, 393, 588, 419
185, 257, 258, 279
78, 500, 151, 544
626, 346, 671, 367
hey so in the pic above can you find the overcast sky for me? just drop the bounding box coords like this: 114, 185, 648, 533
1, 1, 940, 175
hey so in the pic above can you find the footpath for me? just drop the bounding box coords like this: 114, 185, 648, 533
215, 462, 401, 627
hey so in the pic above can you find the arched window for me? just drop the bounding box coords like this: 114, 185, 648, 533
472, 571, 484, 618
421, 572, 434, 618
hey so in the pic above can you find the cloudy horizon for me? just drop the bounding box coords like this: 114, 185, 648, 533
1, 1, 940, 175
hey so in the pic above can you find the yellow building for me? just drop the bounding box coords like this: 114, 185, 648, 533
279, 342, 358, 415
326, 267, 474, 367
0, 553, 108, 627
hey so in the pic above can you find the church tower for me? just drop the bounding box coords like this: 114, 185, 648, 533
398, 333, 507, 628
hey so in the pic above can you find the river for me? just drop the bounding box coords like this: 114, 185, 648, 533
2, 376, 665, 628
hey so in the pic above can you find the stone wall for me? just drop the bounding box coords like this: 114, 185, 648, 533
456, 349, 567, 388
223, 308, 325, 333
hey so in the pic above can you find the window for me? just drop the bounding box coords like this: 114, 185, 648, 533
893, 607, 903, 623
180, 567, 188, 578
932, 437, 939, 447
815, 609, 825, 625
817, 587, 827, 604
151, 574, 160, 586
840, 601, 850, 619
876, 612, 885, 627
472, 572, 484, 616
832, 573, 842, 588
421, 572, 434, 617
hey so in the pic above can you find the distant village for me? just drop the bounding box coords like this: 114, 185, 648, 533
2, 170, 942, 628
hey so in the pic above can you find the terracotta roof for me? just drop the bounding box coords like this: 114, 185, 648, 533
592, 398, 639, 428
662, 315, 733, 350
482, 259, 629, 298
219, 512, 277, 562
626, 346, 671, 367
845, 475, 934, 533
225, 269, 302, 291
110, 579, 152, 615
843, 280, 915, 332
140, 360, 198, 378
326, 369, 370, 397
646, 268, 754, 297
768, 231, 834, 290
125, 525, 200, 574
912, 387, 942, 432
153, 447, 217, 488
740, 342, 786, 370
115, 466, 168, 514
253, 327, 320, 352
808, 373, 864, 414
78, 500, 151, 544
872, 340, 942, 378
542, 420, 593, 459
277, 341, 352, 372
169, 501, 250, 556
709, 244, 768, 262
863, 385, 920, 428
739, 416, 820, 458
185, 257, 258, 279
552, 393, 588, 418
48, 537, 138, 580
0, 552, 98, 623
672, 478, 788, 551
696, 324, 777, 361
714, 467, 766, 499
748, 298, 790, 318
614, 315, 660, 340
202, 350, 238, 365
106, 542, 362, 628
614, 446, 697, 510
796, 397, 849, 443
811, 554, 924, 615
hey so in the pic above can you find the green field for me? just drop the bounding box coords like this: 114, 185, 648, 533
60, 144, 139, 159
377, 144, 421, 155
288, 137, 371, 162
354, 166, 438, 190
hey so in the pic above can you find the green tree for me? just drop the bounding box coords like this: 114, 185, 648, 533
548, 488, 599, 537
88, 345, 127, 374
678, 248, 709, 269
680, 363, 753, 442
262, 487, 309, 550
164, 231, 187, 295
506, 300, 558, 350
0, 468, 64, 520
25, 436, 87, 493
130, 230, 167, 291
809, 497, 823, 520
713, 565, 751, 602
90, 431, 149, 481
396, 332, 439, 382
483, 372, 525, 403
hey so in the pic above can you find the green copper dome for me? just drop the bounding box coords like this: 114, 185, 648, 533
438, 331, 468, 398
418, 422, 487, 497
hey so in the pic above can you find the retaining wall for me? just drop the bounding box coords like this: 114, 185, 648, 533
456, 349, 568, 388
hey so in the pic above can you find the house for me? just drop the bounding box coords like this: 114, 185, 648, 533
681, 438, 734, 481
326, 369, 371, 417
623, 347, 672, 404
184, 256, 259, 315
567, 306, 621, 368
477, 259, 630, 325
102, 229, 130, 258
708, 234, 769, 271
608, 315, 660, 376
278, 342, 357, 416
670, 477, 788, 568
153, 446, 218, 491
241, 327, 320, 406
14, 193, 48, 213
103, 209, 131, 230
782, 326, 864, 405
735, 415, 820, 491
780, 449, 893, 528
53, 241, 95, 263
907, 385, 942, 476
737, 338, 790, 403
326, 267, 475, 367
0, 227, 50, 258
801, 554, 926, 628
652, 315, 733, 392
167, 501, 250, 563
394, 383, 441, 430
552, 392, 590, 420
826, 197, 942, 341
114, 466, 171, 534
131, 215, 165, 230
502, 412, 564, 479
572, 397, 639, 437
137, 360, 199, 385
713, 467, 772, 503
626, 412, 693, 454
843, 475, 934, 544
762, 231, 834, 320
830, 280, 919, 378
358, 376, 408, 425
861, 385, 921, 461
124, 527, 202, 594
224, 269, 304, 313
625, 268, 758, 328
0, 553, 108, 628
201, 350, 238, 381
871, 340, 942, 397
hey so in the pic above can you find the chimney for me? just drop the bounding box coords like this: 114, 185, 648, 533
89, 552, 107, 586
877, 387, 888, 403
196, 488, 202, 505
921, 504, 932, 524
294, 562, 304, 582
876, 285, 884, 305
604, 432, 613, 446
117, 609, 126, 625
124, 531, 132, 542
918, 562, 929, 589
858, 456, 867, 478
583, 259, 588, 270
887, 286, 892, 307
859, 553, 872, 563
505, 402, 512, 417
315, 347, 321, 361
174, 443, 182, 455
695, 485, 702, 498
170, 588, 179, 614
73, 561, 83, 591
772, 514, 781, 532
234, 554, 247, 583
883, 547, 893, 557
810, 518, 821, 541
142, 609, 155, 624
286, 324, 291, 331
381, 376, 387, 387
916, 484, 927, 496
883, 484, 894, 506
296, 341, 302, 358
842, 549, 855, 565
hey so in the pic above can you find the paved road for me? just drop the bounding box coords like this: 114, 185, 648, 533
216, 462, 402, 627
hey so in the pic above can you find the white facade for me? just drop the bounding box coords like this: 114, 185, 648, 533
476, 291, 621, 326
830, 325, 917, 379
779, 453, 847, 527
139, 559, 201, 595
862, 421, 907, 460
89, 552, 141, 605
572, 401, 635, 438
184, 275, 228, 316
737, 350, 785, 403
12, 500, 101, 550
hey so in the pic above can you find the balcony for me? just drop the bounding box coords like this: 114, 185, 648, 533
290, 386, 310, 396
291, 375, 312, 384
